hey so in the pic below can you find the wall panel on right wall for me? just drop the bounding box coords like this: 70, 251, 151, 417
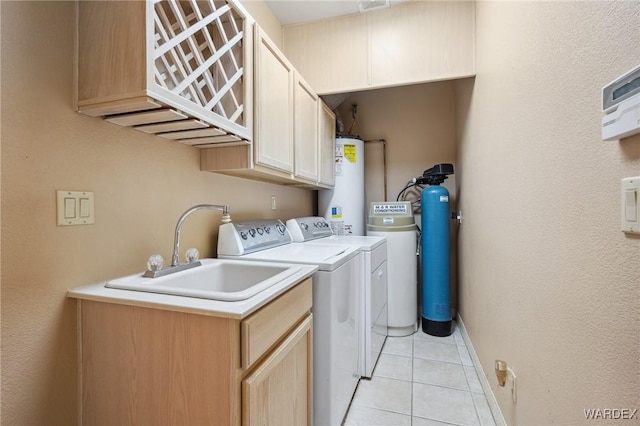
454, 1, 640, 424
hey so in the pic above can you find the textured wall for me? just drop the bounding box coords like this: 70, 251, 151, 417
455, 1, 640, 424
335, 82, 459, 313
335, 82, 457, 201
0, 2, 311, 425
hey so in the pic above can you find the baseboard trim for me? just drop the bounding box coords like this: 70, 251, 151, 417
456, 314, 507, 426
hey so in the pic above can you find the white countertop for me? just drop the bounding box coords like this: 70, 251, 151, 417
67, 260, 318, 319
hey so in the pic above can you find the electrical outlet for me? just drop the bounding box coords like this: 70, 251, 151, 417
271, 195, 277, 211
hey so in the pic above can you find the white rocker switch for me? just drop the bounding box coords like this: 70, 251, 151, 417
621, 177, 640, 234
57, 190, 95, 226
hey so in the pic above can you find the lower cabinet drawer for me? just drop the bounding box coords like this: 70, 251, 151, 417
240, 278, 312, 368
242, 314, 313, 426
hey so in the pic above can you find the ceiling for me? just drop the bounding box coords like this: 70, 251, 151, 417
264, 0, 408, 26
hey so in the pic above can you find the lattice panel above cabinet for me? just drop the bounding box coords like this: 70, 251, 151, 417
153, 0, 246, 128
76, 0, 253, 147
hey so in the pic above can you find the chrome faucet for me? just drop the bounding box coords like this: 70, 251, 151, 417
144, 204, 231, 278
171, 204, 231, 266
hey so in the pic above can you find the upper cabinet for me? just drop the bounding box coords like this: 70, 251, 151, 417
254, 27, 295, 174
294, 75, 320, 184
201, 25, 335, 189
369, 1, 475, 88
74, 1, 475, 189
76, 0, 253, 146
280, 13, 369, 96
282, 1, 475, 95
318, 102, 336, 188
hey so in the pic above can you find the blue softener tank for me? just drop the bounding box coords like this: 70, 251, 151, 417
420, 164, 454, 337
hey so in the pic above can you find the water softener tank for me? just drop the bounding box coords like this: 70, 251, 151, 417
420, 164, 454, 337
367, 202, 418, 336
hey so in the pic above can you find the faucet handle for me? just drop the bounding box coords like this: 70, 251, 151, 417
147, 254, 164, 272
185, 247, 200, 263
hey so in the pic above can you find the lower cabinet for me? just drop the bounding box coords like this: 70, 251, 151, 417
242, 316, 312, 426
76, 279, 312, 426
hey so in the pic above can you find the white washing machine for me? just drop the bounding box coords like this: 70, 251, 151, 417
286, 216, 388, 379
217, 219, 361, 426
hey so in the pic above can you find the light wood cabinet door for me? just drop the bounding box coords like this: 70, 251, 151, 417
369, 1, 475, 87
242, 315, 313, 426
254, 26, 295, 174
294, 76, 320, 182
283, 1, 475, 95
76, 0, 253, 144
79, 301, 240, 426
283, 13, 369, 95
318, 101, 336, 187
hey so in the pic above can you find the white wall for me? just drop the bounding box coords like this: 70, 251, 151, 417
455, 2, 640, 424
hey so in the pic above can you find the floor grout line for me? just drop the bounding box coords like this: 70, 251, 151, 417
345, 323, 496, 426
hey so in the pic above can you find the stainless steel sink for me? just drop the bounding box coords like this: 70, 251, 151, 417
105, 259, 301, 301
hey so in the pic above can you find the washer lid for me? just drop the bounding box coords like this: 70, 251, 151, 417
286, 216, 333, 242
237, 243, 359, 271
304, 235, 386, 251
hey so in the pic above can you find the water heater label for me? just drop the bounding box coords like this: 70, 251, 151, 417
331, 205, 343, 218
344, 144, 357, 163
440, 195, 449, 202
373, 203, 408, 214
335, 157, 344, 176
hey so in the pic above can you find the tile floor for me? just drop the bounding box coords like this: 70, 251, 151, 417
343, 324, 497, 426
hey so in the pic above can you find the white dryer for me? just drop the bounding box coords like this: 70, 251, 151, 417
217, 219, 361, 426
286, 217, 388, 378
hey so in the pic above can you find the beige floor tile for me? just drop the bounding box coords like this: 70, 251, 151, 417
346, 324, 498, 426
351, 376, 412, 415
472, 392, 497, 426
343, 405, 412, 426
453, 330, 466, 346
457, 344, 474, 366
414, 329, 456, 345
374, 353, 413, 382
412, 416, 457, 426
412, 382, 479, 425
464, 365, 484, 393
413, 358, 469, 391
414, 340, 462, 364
382, 335, 414, 357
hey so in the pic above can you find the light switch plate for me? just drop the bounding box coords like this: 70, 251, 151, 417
57, 190, 95, 226
621, 177, 640, 234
